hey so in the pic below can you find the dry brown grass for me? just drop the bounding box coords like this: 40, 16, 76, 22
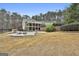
0, 31, 79, 56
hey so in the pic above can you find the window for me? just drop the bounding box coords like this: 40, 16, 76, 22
33, 27, 35, 31
29, 27, 32, 31
33, 23, 35, 26
29, 23, 32, 26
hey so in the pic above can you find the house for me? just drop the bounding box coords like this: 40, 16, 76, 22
22, 18, 46, 31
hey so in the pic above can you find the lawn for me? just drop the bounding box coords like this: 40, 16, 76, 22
0, 31, 79, 56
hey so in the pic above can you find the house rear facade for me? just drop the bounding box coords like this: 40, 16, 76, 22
22, 18, 46, 31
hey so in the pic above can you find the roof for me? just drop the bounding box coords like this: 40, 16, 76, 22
23, 18, 54, 25
23, 18, 44, 24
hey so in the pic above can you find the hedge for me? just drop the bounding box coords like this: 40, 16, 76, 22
53, 23, 64, 26
60, 23, 79, 31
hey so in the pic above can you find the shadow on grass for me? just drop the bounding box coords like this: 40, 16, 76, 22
60, 31, 79, 33
0, 53, 8, 56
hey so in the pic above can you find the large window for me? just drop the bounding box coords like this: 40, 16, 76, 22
33, 27, 35, 31
29, 27, 32, 31
29, 23, 32, 26
33, 23, 35, 26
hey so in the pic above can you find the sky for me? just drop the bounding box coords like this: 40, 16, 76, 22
0, 3, 70, 17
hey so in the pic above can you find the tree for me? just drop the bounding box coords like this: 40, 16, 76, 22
23, 15, 30, 19
32, 10, 63, 22
11, 12, 23, 30
0, 9, 7, 13
64, 3, 79, 24
0, 9, 8, 31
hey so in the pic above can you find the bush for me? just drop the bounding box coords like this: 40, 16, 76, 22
45, 24, 55, 32
60, 23, 79, 31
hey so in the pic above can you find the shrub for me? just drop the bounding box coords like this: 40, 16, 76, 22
60, 23, 79, 31
45, 24, 55, 32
